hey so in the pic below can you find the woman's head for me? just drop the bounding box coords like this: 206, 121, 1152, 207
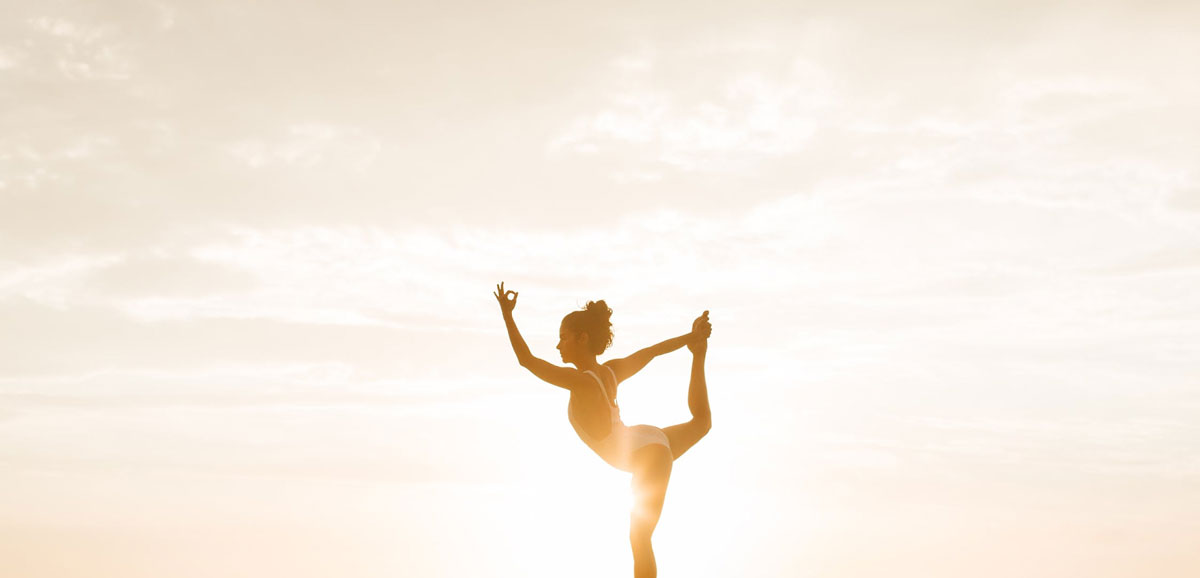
558, 300, 613, 362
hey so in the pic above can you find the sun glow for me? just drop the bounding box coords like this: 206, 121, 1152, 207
500, 450, 632, 578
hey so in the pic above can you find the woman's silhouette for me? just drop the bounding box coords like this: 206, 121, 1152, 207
494, 282, 712, 578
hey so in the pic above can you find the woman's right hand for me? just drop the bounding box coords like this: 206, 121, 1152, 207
494, 282, 518, 315
687, 310, 711, 353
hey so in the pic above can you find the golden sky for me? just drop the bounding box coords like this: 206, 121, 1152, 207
2, 1, 1199, 577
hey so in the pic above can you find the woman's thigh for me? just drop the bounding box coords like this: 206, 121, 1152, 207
630, 444, 673, 527
661, 420, 709, 461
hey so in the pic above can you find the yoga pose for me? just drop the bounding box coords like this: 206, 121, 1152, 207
494, 282, 712, 578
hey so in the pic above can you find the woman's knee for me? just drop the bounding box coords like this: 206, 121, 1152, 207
630, 522, 655, 545
632, 481, 667, 516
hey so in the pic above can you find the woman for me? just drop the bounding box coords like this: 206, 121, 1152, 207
494, 282, 712, 578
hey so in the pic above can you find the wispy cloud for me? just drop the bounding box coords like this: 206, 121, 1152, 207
227, 123, 382, 171
22, 16, 134, 81
549, 47, 835, 175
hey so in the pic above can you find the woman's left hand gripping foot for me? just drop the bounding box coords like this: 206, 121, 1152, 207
687, 311, 711, 354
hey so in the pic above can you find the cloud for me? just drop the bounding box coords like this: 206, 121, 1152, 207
0, 396, 521, 483
0, 363, 514, 412
227, 123, 382, 171
0, 47, 20, 70
21, 16, 134, 81
83, 253, 260, 298
548, 47, 835, 176
2, 0, 1199, 512
897, 415, 1200, 480
1167, 186, 1200, 212
6, 175, 1194, 354
0, 253, 121, 306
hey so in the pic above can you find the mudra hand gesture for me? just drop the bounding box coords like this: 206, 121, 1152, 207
688, 310, 712, 353
494, 282, 518, 314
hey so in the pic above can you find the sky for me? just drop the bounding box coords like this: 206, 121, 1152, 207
2, 0, 1199, 576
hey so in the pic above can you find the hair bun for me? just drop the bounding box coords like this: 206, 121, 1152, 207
586, 300, 612, 323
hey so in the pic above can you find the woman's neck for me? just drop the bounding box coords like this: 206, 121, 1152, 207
572, 356, 601, 371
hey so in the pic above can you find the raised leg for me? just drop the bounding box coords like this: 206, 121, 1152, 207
662, 348, 711, 460
630, 443, 672, 578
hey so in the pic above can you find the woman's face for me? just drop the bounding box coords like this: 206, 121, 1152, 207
557, 321, 585, 363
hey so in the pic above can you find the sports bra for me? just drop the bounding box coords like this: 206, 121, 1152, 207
567, 365, 622, 448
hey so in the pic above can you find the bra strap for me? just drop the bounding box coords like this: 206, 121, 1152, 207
603, 364, 619, 385
582, 370, 615, 408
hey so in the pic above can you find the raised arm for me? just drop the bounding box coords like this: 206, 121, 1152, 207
606, 311, 711, 383
495, 282, 591, 391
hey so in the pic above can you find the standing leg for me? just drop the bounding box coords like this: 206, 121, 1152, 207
630, 444, 672, 578
662, 347, 711, 460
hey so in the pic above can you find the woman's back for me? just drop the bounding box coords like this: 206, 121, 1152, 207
567, 366, 619, 445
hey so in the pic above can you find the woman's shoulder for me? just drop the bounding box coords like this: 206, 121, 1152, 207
599, 362, 620, 385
